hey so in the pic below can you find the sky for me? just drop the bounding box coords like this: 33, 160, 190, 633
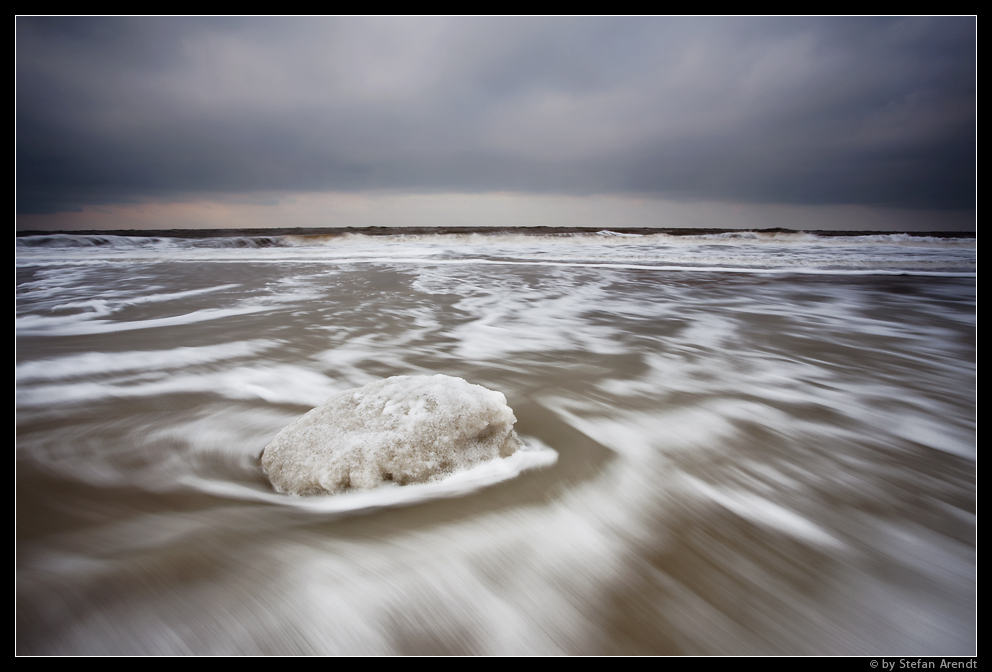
16, 17, 976, 232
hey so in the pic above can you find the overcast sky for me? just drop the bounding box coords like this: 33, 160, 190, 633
16, 17, 976, 231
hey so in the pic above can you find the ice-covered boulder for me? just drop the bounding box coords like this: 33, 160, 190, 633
261, 375, 522, 496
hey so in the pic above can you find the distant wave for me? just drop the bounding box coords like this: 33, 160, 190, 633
17, 233, 291, 250
15, 228, 975, 277
17, 227, 974, 249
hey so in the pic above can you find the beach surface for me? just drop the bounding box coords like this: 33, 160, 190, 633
16, 229, 976, 654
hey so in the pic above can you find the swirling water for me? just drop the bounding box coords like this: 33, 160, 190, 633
16, 230, 975, 654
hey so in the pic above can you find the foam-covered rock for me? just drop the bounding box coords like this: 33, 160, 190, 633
261, 374, 522, 496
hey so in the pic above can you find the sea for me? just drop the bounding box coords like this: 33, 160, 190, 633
15, 227, 976, 655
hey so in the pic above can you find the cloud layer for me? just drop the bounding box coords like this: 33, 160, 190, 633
17, 17, 976, 217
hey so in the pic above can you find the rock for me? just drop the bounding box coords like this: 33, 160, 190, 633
261, 374, 522, 496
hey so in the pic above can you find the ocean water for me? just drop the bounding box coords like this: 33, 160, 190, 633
16, 229, 976, 655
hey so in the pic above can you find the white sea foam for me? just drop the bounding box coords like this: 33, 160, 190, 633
596, 230, 642, 237
16, 305, 273, 337
17, 364, 342, 409
186, 437, 557, 511
16, 341, 276, 382
682, 475, 843, 548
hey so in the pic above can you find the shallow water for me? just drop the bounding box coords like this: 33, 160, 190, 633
16, 231, 976, 654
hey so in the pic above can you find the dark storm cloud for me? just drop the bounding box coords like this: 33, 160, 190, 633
16, 16, 975, 214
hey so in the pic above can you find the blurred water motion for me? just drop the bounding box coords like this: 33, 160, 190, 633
16, 231, 975, 654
